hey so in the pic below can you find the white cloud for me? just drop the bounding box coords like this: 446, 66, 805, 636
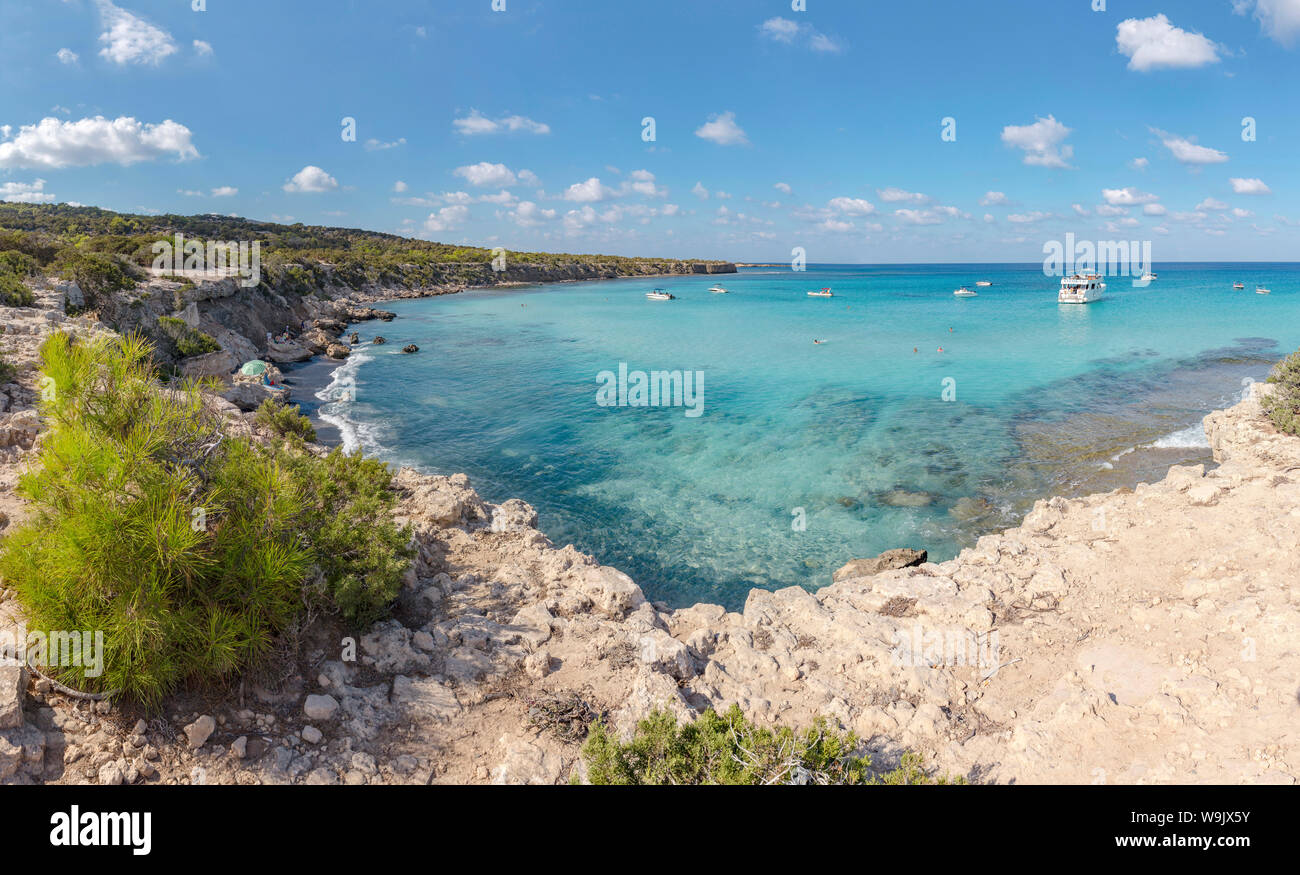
508, 201, 556, 227
1102, 187, 1160, 206
809, 33, 844, 53
1232, 207, 1255, 218
423, 205, 469, 234
1238, 0, 1300, 46
364, 137, 406, 151
1072, 204, 1091, 216
759, 16, 844, 53
193, 40, 213, 57
774, 182, 792, 194
623, 169, 665, 197
759, 17, 800, 42
393, 180, 408, 193
1007, 211, 1052, 223
1230, 177, 1272, 194
1001, 115, 1073, 168
452, 110, 550, 136
1152, 128, 1229, 165
1115, 14, 1220, 72
695, 111, 748, 146
691, 182, 710, 200
210, 186, 237, 197
1096, 204, 1129, 217
1195, 197, 1229, 211
1, 179, 56, 204
1143, 204, 1168, 216
454, 162, 520, 187
96, 0, 177, 66
877, 187, 928, 204
563, 177, 616, 203
0, 115, 197, 168
895, 208, 943, 225
56, 48, 79, 65
1128, 157, 1150, 171
980, 191, 1010, 206
283, 165, 338, 193
827, 197, 876, 216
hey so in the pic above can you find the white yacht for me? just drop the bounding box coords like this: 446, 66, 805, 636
1233, 282, 1245, 290
1256, 286, 1271, 295
707, 285, 729, 294
645, 288, 675, 301
975, 280, 993, 287
1059, 274, 1106, 304
806, 287, 834, 297
1141, 272, 1158, 282
953, 287, 977, 297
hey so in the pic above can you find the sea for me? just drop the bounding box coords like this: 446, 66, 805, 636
281, 263, 1300, 610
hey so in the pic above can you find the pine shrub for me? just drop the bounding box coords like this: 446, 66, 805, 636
1264, 350, 1300, 437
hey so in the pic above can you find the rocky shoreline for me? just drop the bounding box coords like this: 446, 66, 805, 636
3, 285, 1300, 785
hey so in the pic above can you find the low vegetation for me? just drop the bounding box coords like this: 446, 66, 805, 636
255, 397, 317, 442
0, 332, 412, 706
581, 705, 962, 785
1264, 349, 1300, 436
157, 315, 221, 358
0, 249, 36, 307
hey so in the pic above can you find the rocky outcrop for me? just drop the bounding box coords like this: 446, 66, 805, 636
832, 548, 927, 582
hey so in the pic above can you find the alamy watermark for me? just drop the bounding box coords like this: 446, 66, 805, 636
891, 624, 1000, 669
1043, 232, 1153, 287
151, 232, 262, 288
596, 363, 704, 418
1, 623, 105, 678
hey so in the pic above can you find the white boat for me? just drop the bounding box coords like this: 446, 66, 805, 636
1141, 273, 1157, 282
1233, 282, 1245, 290
645, 288, 675, 300
707, 285, 729, 294
1059, 274, 1106, 304
953, 287, 977, 297
806, 288, 834, 297
1256, 286, 1271, 295
975, 280, 993, 287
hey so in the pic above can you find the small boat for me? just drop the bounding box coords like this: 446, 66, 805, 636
806, 288, 834, 297
975, 280, 993, 287
645, 289, 675, 300
1256, 286, 1271, 295
707, 285, 729, 294
1141, 273, 1158, 282
1233, 282, 1245, 290
1059, 274, 1106, 304
953, 287, 977, 297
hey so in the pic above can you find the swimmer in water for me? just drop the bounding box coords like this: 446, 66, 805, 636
913, 347, 918, 353
814, 339, 825, 345
937, 346, 945, 353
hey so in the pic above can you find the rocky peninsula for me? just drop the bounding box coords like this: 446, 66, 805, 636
3, 277, 1299, 785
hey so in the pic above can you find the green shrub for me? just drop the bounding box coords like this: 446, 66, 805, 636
0, 272, 35, 307
1263, 350, 1300, 436
53, 249, 136, 306
0, 250, 37, 278
255, 397, 317, 442
581, 705, 961, 785
0, 333, 413, 705
0, 351, 14, 385
272, 443, 413, 626
157, 315, 221, 358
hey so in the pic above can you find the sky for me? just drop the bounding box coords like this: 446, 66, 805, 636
0, 0, 1298, 263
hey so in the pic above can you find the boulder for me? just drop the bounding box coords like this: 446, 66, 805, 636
220, 380, 289, 411
304, 694, 340, 721
0, 665, 26, 729
266, 339, 313, 363
183, 715, 215, 749
178, 348, 236, 380
373, 336, 386, 345
326, 343, 351, 360
831, 548, 928, 583
402, 344, 419, 354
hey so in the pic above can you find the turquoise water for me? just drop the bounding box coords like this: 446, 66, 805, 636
306, 263, 1299, 609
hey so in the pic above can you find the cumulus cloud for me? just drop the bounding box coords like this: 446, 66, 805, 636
452, 110, 550, 136
95, 0, 178, 66
210, 186, 237, 197
691, 182, 709, 200
773, 182, 792, 195
1, 179, 56, 204
980, 191, 1010, 206
1129, 157, 1150, 171
193, 40, 213, 57
623, 169, 665, 198
422, 205, 469, 234
393, 180, 408, 193
827, 197, 876, 216
283, 165, 339, 193
1196, 197, 1229, 211
1115, 14, 1220, 72
1151, 128, 1229, 165
1102, 187, 1160, 206
454, 162, 523, 187
508, 201, 556, 228
1001, 115, 1073, 168
1236, 0, 1300, 46
56, 48, 79, 65
563, 177, 617, 203
1230, 177, 1272, 194
0, 115, 197, 168
695, 111, 749, 146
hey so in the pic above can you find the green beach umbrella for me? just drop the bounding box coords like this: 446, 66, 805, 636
239, 360, 268, 376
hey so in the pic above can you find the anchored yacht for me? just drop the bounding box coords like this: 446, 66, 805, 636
645, 288, 675, 300
707, 285, 729, 294
806, 287, 834, 297
975, 280, 993, 287
953, 287, 977, 297
1059, 274, 1106, 304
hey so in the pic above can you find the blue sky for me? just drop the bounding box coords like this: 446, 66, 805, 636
1, 0, 1297, 262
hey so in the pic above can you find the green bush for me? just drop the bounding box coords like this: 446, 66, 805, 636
255, 398, 317, 442
0, 250, 37, 278
272, 443, 413, 626
1263, 350, 1300, 436
0, 272, 35, 307
0, 351, 14, 385
53, 249, 136, 307
581, 705, 961, 785
157, 315, 221, 358
0, 332, 413, 705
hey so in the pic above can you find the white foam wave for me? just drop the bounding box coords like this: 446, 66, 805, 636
315, 350, 386, 455
1148, 423, 1210, 450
